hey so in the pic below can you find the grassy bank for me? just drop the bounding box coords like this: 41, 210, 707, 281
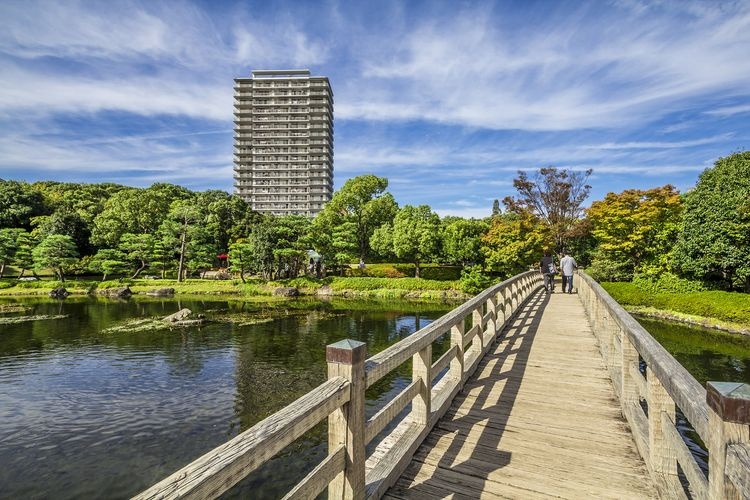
0, 275, 469, 301
601, 282, 750, 332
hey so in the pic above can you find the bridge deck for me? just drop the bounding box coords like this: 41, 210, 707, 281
385, 288, 658, 499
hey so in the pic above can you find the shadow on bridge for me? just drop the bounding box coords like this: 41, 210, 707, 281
387, 288, 549, 498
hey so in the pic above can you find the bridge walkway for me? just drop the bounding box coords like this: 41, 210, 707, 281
385, 288, 658, 499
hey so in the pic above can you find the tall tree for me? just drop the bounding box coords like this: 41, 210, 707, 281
390, 205, 441, 278
442, 218, 489, 267
482, 211, 551, 278
503, 167, 592, 251
119, 233, 157, 279
32, 234, 79, 282
88, 248, 129, 281
674, 151, 750, 291
587, 185, 682, 281
315, 174, 397, 261
0, 228, 17, 278
0, 179, 45, 229
12, 230, 36, 278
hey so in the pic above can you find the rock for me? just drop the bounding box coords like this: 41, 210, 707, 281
273, 287, 299, 297
49, 287, 69, 299
316, 285, 333, 296
145, 288, 175, 297
163, 308, 193, 322
99, 286, 132, 298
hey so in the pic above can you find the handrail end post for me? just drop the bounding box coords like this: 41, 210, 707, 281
327, 339, 367, 500
706, 381, 750, 500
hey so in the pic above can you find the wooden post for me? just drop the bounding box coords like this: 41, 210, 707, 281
706, 382, 750, 500
621, 333, 639, 407
494, 290, 504, 331
327, 339, 367, 500
647, 366, 677, 478
450, 319, 465, 388
473, 306, 484, 351
486, 296, 497, 342
412, 343, 432, 426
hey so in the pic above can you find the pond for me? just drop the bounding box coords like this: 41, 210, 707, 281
3, 296, 750, 499
0, 295, 454, 499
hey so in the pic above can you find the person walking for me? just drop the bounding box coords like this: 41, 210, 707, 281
560, 251, 578, 294
539, 250, 556, 293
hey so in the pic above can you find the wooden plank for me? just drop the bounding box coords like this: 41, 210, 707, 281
629, 361, 647, 400
726, 442, 750, 499
282, 445, 346, 500
133, 377, 350, 500
661, 411, 708, 499
365, 381, 420, 445
365, 271, 540, 388
430, 344, 456, 383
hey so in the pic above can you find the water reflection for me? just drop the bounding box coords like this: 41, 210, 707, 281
0, 296, 452, 499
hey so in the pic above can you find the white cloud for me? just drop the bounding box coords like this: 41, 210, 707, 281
704, 104, 750, 117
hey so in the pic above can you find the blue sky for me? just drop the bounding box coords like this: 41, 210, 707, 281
1, 0, 749, 218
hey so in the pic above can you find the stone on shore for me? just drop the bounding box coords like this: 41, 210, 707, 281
273, 287, 299, 297
146, 288, 175, 297
49, 287, 69, 299
99, 286, 132, 298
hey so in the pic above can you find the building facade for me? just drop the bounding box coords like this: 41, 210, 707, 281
233, 69, 334, 216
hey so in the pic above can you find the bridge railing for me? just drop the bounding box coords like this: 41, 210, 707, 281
134, 270, 543, 500
577, 271, 750, 500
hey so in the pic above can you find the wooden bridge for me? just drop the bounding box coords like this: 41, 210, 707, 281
135, 271, 750, 499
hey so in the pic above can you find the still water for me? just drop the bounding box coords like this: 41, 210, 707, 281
0, 296, 453, 499
3, 296, 750, 499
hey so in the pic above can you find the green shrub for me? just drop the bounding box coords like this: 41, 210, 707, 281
328, 277, 458, 291
602, 282, 750, 326
631, 272, 706, 294
458, 266, 495, 295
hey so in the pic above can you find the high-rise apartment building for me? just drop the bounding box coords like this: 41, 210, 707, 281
233, 69, 334, 216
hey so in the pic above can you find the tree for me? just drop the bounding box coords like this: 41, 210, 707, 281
391, 205, 441, 278
31, 206, 92, 255
503, 167, 592, 251
587, 185, 682, 281
315, 174, 397, 261
0, 228, 18, 278
442, 218, 489, 267
0, 179, 45, 229
119, 233, 157, 279
229, 240, 254, 283
674, 151, 750, 291
12, 230, 36, 278
92, 183, 191, 247
482, 211, 551, 278
88, 248, 129, 280
492, 199, 500, 216
32, 234, 79, 282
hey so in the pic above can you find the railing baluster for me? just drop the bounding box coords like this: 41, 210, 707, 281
450, 318, 465, 388
412, 343, 432, 426
647, 366, 678, 482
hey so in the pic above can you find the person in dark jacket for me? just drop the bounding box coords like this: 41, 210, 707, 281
539, 250, 556, 293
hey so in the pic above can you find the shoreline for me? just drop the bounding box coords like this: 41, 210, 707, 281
626, 305, 750, 336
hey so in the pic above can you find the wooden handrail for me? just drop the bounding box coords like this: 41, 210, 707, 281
577, 270, 750, 499
133, 270, 543, 500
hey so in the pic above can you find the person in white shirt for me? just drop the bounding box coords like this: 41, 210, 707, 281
559, 252, 577, 294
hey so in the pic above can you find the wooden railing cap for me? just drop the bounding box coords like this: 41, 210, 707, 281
707, 381, 750, 424
327, 339, 367, 365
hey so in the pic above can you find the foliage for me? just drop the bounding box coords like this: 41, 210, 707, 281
326, 277, 459, 291
89, 248, 130, 281
587, 185, 682, 280
0, 179, 45, 229
673, 151, 750, 291
441, 218, 489, 267
119, 233, 157, 279
347, 263, 462, 280
482, 211, 550, 277
31, 206, 93, 255
602, 282, 750, 327
387, 205, 441, 278
229, 240, 253, 283
631, 272, 707, 294
458, 266, 496, 295
314, 174, 397, 261
0, 228, 18, 277
503, 167, 591, 251
31, 235, 79, 282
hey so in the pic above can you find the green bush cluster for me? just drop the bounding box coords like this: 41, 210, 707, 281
631, 272, 706, 294
328, 277, 458, 291
458, 266, 496, 295
346, 263, 462, 281
602, 282, 750, 326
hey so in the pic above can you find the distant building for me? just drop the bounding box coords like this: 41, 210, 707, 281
233, 69, 334, 216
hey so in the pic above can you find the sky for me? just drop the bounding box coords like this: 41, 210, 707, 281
1, 0, 749, 218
